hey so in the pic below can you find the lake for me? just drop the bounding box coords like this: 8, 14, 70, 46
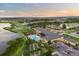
0, 23, 20, 54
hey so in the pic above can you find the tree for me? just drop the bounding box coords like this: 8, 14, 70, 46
45, 46, 54, 56
47, 40, 51, 45
62, 24, 66, 29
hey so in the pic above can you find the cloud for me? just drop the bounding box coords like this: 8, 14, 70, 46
57, 10, 68, 14
0, 9, 79, 17
0, 10, 6, 13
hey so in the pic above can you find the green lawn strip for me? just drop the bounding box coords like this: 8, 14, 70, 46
4, 26, 35, 35
12, 44, 24, 56
64, 34, 79, 41
12, 39, 25, 56
4, 27, 17, 33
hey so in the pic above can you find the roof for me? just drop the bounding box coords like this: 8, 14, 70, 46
45, 33, 62, 39
36, 28, 62, 39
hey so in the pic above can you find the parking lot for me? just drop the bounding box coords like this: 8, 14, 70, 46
53, 42, 79, 56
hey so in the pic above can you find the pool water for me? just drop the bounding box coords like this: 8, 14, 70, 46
28, 34, 41, 40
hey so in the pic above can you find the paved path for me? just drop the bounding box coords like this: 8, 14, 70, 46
0, 23, 20, 54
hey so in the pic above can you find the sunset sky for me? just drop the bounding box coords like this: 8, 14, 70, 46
0, 3, 79, 17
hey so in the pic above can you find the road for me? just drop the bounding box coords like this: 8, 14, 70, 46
0, 23, 20, 54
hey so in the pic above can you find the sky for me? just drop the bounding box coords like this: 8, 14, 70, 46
0, 3, 79, 17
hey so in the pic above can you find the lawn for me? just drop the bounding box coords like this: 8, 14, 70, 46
64, 34, 79, 42
1, 38, 25, 56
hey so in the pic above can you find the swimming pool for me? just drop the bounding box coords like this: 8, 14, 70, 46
28, 34, 41, 41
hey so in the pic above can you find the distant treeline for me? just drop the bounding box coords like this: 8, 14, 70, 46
0, 17, 79, 23
64, 18, 79, 23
